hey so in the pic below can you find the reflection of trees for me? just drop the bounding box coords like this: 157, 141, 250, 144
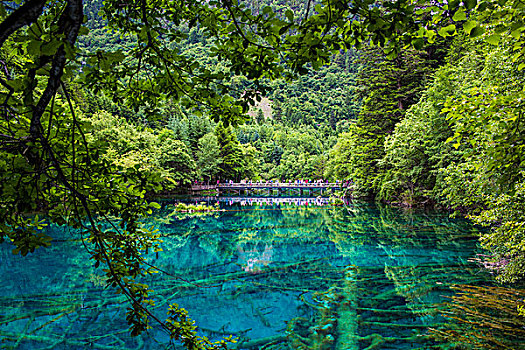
150, 202, 513, 349
336, 203, 491, 348
237, 244, 273, 273
284, 202, 495, 349
2, 203, 521, 349
219, 205, 335, 246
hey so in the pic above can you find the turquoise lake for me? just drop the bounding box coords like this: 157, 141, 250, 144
1, 199, 522, 349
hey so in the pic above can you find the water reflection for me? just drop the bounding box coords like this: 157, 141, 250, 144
186, 195, 347, 207
237, 244, 274, 273
0, 201, 522, 349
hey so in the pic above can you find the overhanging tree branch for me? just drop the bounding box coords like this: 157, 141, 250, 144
0, 0, 47, 50
31, 0, 83, 138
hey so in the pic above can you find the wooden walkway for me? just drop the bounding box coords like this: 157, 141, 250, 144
191, 182, 349, 195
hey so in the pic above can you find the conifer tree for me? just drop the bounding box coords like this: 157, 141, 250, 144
196, 133, 221, 183
272, 100, 283, 124
215, 122, 245, 181
349, 46, 439, 196
256, 108, 265, 125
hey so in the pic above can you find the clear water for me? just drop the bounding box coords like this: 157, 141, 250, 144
0, 200, 519, 349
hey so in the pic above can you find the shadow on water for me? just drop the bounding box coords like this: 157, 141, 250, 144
0, 200, 524, 349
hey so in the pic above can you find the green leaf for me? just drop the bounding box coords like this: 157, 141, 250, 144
463, 21, 477, 34
27, 40, 42, 55
149, 202, 161, 209
412, 38, 425, 50
438, 24, 456, 37
469, 25, 484, 38
511, 28, 523, 39
465, 0, 477, 10
449, 0, 461, 10
79, 26, 89, 36
40, 40, 62, 55
426, 29, 436, 43
485, 34, 501, 45
495, 24, 507, 34
285, 9, 293, 22
477, 1, 489, 11
452, 10, 467, 21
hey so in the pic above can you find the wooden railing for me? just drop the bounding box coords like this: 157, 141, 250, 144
218, 182, 347, 188
191, 182, 349, 191
191, 185, 218, 191
193, 196, 339, 205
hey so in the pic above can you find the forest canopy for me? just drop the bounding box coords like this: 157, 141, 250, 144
1, 0, 525, 347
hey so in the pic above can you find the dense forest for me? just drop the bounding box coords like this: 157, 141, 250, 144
77, 0, 361, 185
79, 1, 525, 284
1, 0, 525, 347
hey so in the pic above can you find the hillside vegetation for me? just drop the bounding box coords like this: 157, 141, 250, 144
77, 0, 525, 284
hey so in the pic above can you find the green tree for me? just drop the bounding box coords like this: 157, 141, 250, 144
157, 132, 196, 187
187, 114, 214, 157
256, 108, 265, 125
196, 132, 221, 183
240, 143, 260, 180
438, 39, 525, 283
167, 116, 190, 146
216, 122, 245, 181
379, 64, 459, 206
324, 132, 354, 181
272, 100, 283, 124
346, 45, 441, 197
